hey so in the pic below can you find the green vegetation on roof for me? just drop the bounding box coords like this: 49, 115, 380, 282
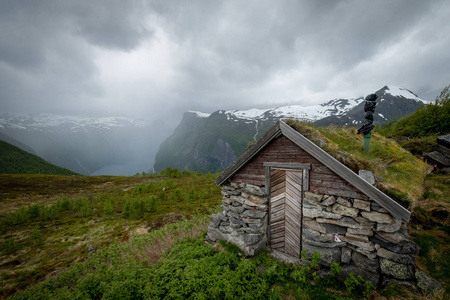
285, 120, 428, 208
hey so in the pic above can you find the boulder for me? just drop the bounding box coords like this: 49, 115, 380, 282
380, 258, 414, 280
338, 265, 380, 287
359, 170, 375, 185
302, 243, 341, 266
415, 270, 443, 294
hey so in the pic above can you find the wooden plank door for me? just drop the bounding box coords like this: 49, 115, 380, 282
269, 169, 303, 258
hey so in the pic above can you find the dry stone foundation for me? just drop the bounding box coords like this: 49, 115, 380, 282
206, 182, 439, 290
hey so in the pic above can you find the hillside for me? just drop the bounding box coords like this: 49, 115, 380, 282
0, 114, 170, 175
0, 140, 77, 175
154, 86, 427, 173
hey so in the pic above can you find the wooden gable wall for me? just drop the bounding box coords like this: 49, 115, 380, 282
231, 135, 369, 200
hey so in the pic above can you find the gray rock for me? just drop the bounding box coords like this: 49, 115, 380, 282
371, 202, 388, 213
353, 199, 371, 212
376, 231, 407, 243
359, 170, 375, 185
361, 211, 394, 224
210, 213, 227, 227
227, 210, 240, 220
243, 199, 267, 211
303, 238, 347, 249
304, 192, 323, 203
245, 184, 266, 197
376, 218, 402, 232
341, 235, 375, 252
341, 247, 352, 264
376, 247, 415, 266
321, 223, 348, 235
352, 251, 379, 273
242, 209, 266, 219
222, 197, 232, 205
437, 134, 450, 147
316, 217, 359, 229
321, 195, 336, 206
371, 234, 420, 254
338, 265, 380, 287
244, 236, 267, 256
332, 203, 359, 217
230, 195, 245, 205
243, 234, 260, 246
302, 243, 342, 266
336, 197, 352, 207
425, 151, 450, 167
206, 225, 226, 242
382, 278, 416, 289
219, 225, 232, 233
231, 182, 245, 189
229, 205, 245, 213
303, 219, 327, 233
380, 258, 414, 280
242, 217, 264, 224
347, 226, 373, 236
415, 270, 443, 294
248, 194, 267, 204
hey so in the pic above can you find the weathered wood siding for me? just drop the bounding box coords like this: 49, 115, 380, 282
231, 136, 369, 200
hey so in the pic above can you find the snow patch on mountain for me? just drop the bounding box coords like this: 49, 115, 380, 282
383, 86, 425, 103
0, 113, 154, 132
188, 111, 211, 118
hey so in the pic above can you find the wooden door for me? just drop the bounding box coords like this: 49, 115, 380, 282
269, 168, 303, 258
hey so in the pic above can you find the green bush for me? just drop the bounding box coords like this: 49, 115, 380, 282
1, 238, 19, 254
381, 84, 450, 137
123, 196, 157, 220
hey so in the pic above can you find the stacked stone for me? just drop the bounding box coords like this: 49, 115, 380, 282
301, 191, 418, 287
206, 182, 269, 256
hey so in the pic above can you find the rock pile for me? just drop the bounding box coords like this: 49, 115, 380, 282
425, 134, 450, 174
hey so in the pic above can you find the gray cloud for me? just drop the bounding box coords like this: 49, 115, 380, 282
0, 0, 449, 127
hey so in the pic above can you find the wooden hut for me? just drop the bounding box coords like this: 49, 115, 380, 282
207, 120, 419, 287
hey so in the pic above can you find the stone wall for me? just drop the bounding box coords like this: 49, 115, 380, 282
301, 191, 418, 287
206, 182, 433, 290
206, 182, 268, 256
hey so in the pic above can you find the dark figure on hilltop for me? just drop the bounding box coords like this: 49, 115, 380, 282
357, 93, 378, 135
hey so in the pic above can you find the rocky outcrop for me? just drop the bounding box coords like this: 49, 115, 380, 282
425, 134, 450, 174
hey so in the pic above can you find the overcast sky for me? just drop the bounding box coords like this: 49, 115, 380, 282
1, 0, 449, 126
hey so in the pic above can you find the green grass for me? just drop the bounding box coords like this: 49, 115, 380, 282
0, 171, 221, 298
286, 120, 429, 207
7, 223, 379, 300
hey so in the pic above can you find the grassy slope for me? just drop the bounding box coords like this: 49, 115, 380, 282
0, 141, 77, 176
287, 120, 429, 208
0, 172, 221, 298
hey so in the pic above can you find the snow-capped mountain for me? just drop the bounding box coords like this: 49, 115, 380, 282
315, 86, 427, 127
154, 86, 427, 173
0, 113, 171, 175
190, 97, 364, 125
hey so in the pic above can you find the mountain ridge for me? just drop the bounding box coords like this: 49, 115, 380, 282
0, 113, 171, 175
154, 86, 428, 173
